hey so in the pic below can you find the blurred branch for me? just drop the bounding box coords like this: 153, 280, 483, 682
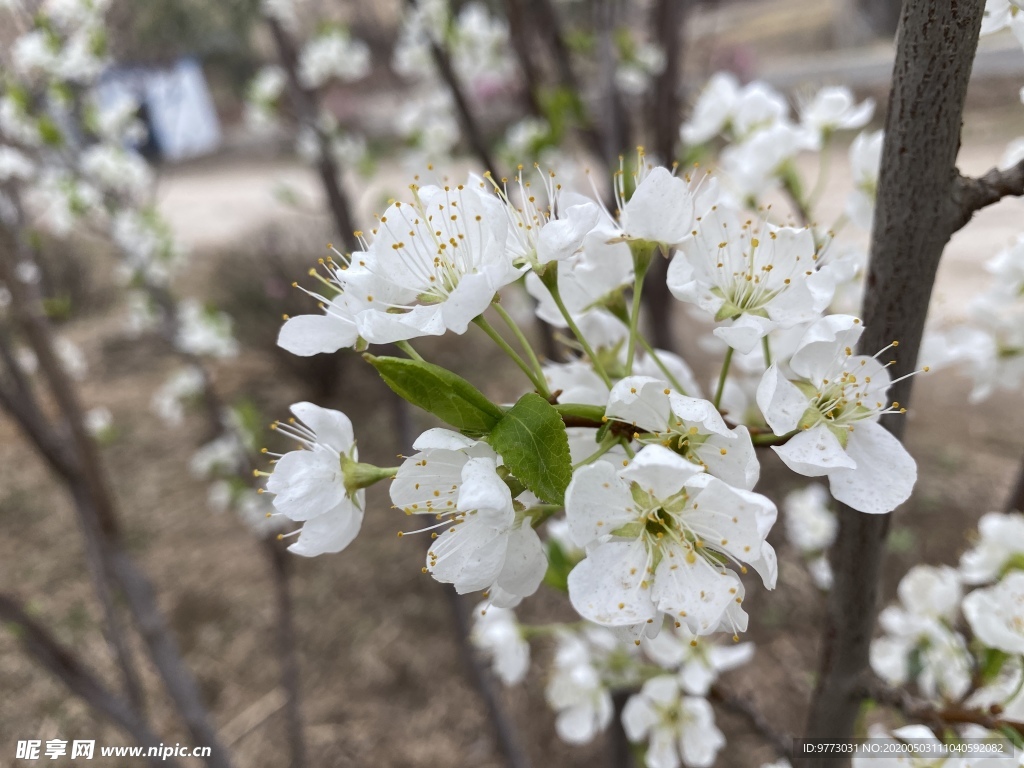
649, 0, 687, 165
596, 0, 628, 167
950, 158, 1024, 235
0, 593, 171, 768
609, 690, 635, 768
0, 221, 234, 768
528, 0, 607, 164
107, 549, 234, 768
502, 0, 544, 117
266, 16, 359, 252
0, 226, 147, 715
1006, 449, 1024, 514
263, 539, 307, 768
402, 0, 499, 175
864, 678, 1024, 736
446, 593, 533, 768
709, 685, 793, 759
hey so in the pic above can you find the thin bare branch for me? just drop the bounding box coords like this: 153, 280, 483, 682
0, 593, 172, 768
447, 593, 533, 768
263, 539, 306, 768
402, 0, 500, 175
529, 0, 607, 164
0, 233, 147, 714
864, 678, 1024, 737
107, 549, 234, 768
266, 16, 359, 252
709, 685, 793, 760
950, 158, 1024, 235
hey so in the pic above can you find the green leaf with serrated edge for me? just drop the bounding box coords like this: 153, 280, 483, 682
489, 393, 572, 505
365, 355, 503, 436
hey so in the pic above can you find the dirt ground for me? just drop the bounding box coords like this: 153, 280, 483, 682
3, 74, 1024, 768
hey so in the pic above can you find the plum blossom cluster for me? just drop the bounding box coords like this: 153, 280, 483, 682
468, 604, 752, 766
681, 76, 875, 206
869, 512, 1024, 742
261, 76, 929, 760
923, 234, 1024, 402
391, 0, 515, 166
244, 13, 370, 176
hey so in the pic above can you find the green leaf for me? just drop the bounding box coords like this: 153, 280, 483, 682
489, 393, 572, 505
365, 355, 503, 436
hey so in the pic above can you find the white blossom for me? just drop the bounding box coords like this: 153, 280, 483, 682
265, 403, 364, 557
151, 366, 205, 426
565, 445, 776, 638
390, 429, 546, 607
606, 376, 760, 490
622, 676, 725, 768
870, 565, 971, 702
641, 622, 754, 693
470, 603, 530, 685
846, 130, 884, 231
798, 86, 874, 146
298, 30, 370, 89
545, 629, 615, 744
175, 300, 238, 358
757, 314, 918, 514
668, 204, 832, 353
963, 570, 1024, 654
782, 484, 837, 553
959, 511, 1024, 584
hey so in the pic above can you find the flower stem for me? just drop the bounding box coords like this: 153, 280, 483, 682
713, 346, 734, 410
625, 266, 646, 376
395, 341, 423, 361
808, 133, 833, 210
473, 316, 547, 394
572, 435, 620, 470
762, 336, 772, 368
545, 277, 613, 388
492, 301, 548, 393
636, 335, 687, 395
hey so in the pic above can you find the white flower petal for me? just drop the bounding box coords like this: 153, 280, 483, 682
773, 424, 856, 477
827, 421, 916, 514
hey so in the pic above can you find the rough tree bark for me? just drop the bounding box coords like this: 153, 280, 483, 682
799, 1, 986, 762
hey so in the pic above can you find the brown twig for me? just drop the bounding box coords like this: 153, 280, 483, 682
864, 678, 1024, 737
529, 0, 607, 164
950, 158, 1024, 235
266, 16, 359, 252
0, 229, 147, 715
0, 593, 172, 768
263, 539, 307, 768
405, 0, 500, 176
709, 685, 793, 760
1006, 449, 1024, 514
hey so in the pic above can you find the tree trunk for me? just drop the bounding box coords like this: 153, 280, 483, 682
799, 1, 985, 763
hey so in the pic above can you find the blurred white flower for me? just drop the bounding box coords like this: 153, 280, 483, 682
298, 30, 370, 89
963, 570, 1024, 654
622, 676, 725, 768
470, 603, 530, 685
846, 129, 884, 231
959, 511, 1024, 584
782, 484, 837, 553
